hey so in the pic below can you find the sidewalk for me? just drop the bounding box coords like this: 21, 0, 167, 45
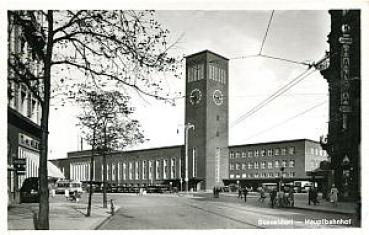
221, 192, 357, 215
8, 198, 116, 230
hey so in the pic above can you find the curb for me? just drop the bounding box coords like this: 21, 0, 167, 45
93, 206, 120, 230
291, 206, 355, 215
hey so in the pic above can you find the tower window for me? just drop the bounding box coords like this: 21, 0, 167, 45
216, 115, 220, 121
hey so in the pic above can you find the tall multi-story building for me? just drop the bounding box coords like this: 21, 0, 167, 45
320, 10, 360, 201
7, 11, 44, 202
51, 50, 329, 192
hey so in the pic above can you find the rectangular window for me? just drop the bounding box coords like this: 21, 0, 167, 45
171, 158, 176, 179
235, 174, 241, 179
261, 149, 266, 157
262, 172, 267, 178
255, 150, 259, 157
230, 174, 235, 179
282, 160, 287, 167
149, 161, 153, 180
235, 152, 241, 159
274, 148, 280, 156
254, 173, 259, 178
288, 147, 295, 155
289, 160, 295, 168
268, 172, 274, 178
156, 160, 160, 179
241, 152, 247, 158
142, 160, 147, 180
248, 162, 252, 169
261, 161, 266, 169
289, 172, 295, 177
310, 148, 315, 154
267, 162, 273, 169
241, 163, 246, 170
235, 163, 241, 170
129, 162, 133, 180
281, 148, 287, 156
242, 173, 247, 178
275, 172, 280, 178
112, 163, 116, 181
117, 162, 121, 181
268, 149, 273, 156
123, 163, 127, 180
254, 162, 259, 169
248, 150, 253, 158
163, 159, 168, 179
230, 152, 235, 159
230, 164, 235, 170
135, 161, 139, 180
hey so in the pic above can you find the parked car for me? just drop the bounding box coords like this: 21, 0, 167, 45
20, 177, 40, 203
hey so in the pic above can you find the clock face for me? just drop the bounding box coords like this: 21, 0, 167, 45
213, 90, 224, 105
190, 89, 202, 105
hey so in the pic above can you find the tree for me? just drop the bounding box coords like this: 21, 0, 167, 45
76, 89, 145, 211
8, 10, 182, 229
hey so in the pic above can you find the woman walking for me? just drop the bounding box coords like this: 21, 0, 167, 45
330, 184, 339, 207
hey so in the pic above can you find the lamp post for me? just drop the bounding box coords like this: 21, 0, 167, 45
279, 167, 285, 192
184, 123, 195, 193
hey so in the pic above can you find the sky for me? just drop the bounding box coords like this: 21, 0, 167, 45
47, 10, 331, 160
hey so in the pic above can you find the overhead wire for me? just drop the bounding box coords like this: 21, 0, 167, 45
259, 10, 275, 55
240, 101, 328, 142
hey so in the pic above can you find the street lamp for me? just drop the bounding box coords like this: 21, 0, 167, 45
279, 167, 285, 191
184, 123, 195, 193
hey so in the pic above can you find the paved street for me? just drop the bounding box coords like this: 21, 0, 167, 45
8, 192, 357, 230
97, 192, 356, 229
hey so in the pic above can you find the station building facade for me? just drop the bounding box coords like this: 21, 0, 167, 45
51, 50, 328, 191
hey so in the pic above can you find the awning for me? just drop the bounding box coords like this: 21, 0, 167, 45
48, 161, 65, 179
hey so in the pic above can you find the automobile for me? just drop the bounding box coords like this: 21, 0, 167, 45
20, 177, 40, 203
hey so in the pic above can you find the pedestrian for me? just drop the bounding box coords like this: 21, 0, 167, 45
238, 186, 242, 199
308, 187, 316, 205
258, 187, 267, 204
330, 184, 339, 207
288, 188, 294, 208
243, 187, 248, 202
270, 188, 277, 208
65, 188, 70, 200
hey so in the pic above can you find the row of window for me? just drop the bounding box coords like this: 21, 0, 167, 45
230, 171, 296, 179
186, 63, 227, 84
103, 158, 178, 182
208, 64, 226, 84
230, 147, 295, 159
229, 160, 295, 171
310, 148, 328, 157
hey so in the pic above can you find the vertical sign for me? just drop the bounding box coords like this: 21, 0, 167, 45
339, 24, 352, 129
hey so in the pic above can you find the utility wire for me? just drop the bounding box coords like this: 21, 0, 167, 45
240, 101, 327, 142
259, 54, 312, 66
230, 68, 317, 128
259, 10, 275, 55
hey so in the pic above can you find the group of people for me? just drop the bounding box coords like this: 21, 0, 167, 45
237, 186, 252, 202
268, 187, 295, 208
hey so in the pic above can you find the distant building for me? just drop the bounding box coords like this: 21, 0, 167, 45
50, 50, 328, 192
226, 139, 328, 189
7, 11, 44, 201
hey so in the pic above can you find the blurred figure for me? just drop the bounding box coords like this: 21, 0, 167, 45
330, 184, 339, 207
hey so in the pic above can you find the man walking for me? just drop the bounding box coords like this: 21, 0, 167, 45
270, 188, 277, 208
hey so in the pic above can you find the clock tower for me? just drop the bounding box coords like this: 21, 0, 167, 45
184, 50, 229, 191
